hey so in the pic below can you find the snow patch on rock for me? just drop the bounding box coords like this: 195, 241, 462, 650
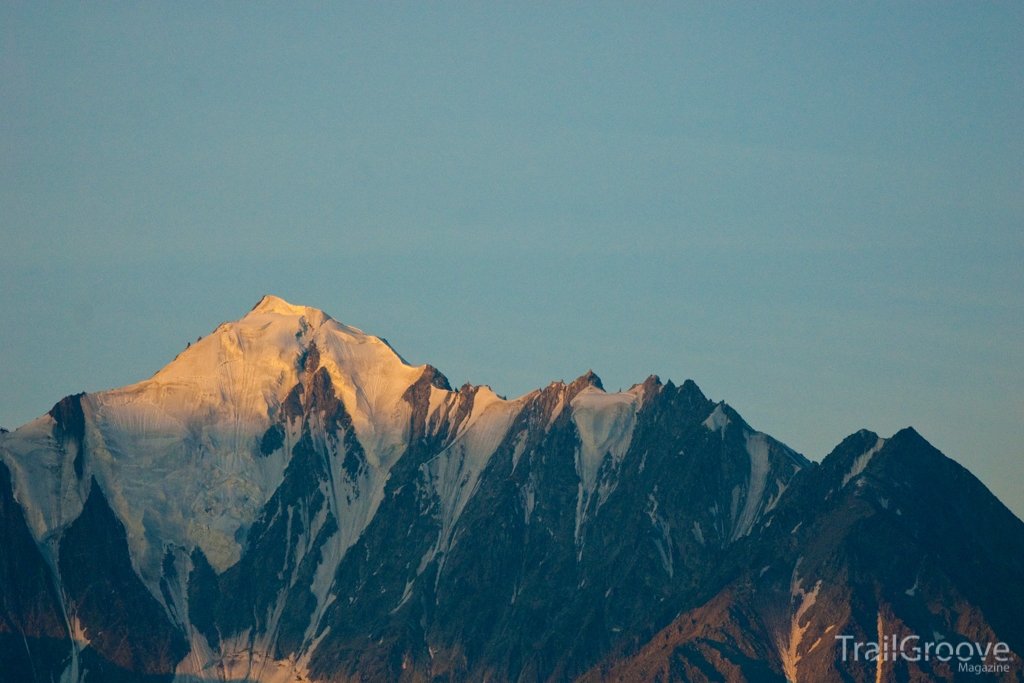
702, 404, 730, 435
0, 414, 89, 553
842, 437, 886, 488
420, 387, 524, 583
777, 559, 822, 683
647, 491, 674, 578
731, 432, 771, 541
570, 385, 641, 545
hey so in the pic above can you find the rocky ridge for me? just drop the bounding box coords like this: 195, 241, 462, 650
1, 296, 1020, 682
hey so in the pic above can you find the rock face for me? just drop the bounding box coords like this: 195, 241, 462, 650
0, 296, 1021, 683
578, 429, 1024, 683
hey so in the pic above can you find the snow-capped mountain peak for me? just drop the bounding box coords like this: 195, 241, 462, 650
2, 297, 431, 579
8, 299, 1006, 683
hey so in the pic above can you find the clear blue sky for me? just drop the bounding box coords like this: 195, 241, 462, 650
2, 3, 1022, 517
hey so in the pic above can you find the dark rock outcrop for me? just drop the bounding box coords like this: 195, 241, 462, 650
58, 478, 189, 680
0, 460, 71, 683
0, 300, 1019, 683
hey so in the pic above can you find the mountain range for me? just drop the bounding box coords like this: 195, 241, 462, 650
1, 295, 1021, 682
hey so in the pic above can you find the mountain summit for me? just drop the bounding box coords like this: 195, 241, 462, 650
1, 297, 1021, 682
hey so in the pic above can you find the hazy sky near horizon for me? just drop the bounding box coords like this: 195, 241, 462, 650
2, 4, 1022, 516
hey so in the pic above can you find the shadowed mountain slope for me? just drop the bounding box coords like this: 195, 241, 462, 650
1, 297, 1019, 682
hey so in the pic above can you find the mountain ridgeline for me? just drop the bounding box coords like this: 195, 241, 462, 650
1, 296, 1021, 682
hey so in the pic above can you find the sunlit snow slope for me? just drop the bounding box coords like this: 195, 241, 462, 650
4, 296, 426, 575
0, 296, 813, 683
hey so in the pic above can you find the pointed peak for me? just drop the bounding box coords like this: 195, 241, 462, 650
890, 426, 924, 443
250, 294, 297, 314
679, 378, 703, 397
570, 370, 604, 392
625, 375, 663, 404
640, 374, 661, 394
820, 429, 885, 483
247, 295, 332, 324
873, 427, 943, 467
422, 365, 452, 392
